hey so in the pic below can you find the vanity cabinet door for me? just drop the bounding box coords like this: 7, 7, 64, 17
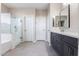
63, 42, 78, 56
64, 44, 70, 56
73, 47, 78, 56
70, 46, 78, 56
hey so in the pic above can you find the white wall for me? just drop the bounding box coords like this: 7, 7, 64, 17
1, 4, 10, 13
10, 8, 35, 17
69, 4, 79, 33
50, 3, 62, 17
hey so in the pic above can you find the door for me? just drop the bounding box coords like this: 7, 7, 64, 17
23, 15, 35, 41
36, 10, 46, 41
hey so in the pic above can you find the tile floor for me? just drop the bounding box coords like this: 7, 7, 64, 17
3, 41, 58, 56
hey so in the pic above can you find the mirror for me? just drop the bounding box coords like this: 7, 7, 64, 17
60, 4, 70, 28
53, 4, 70, 29
53, 16, 61, 27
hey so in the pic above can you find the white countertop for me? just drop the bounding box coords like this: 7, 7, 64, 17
51, 30, 79, 39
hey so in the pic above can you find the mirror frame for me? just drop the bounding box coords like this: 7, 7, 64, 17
68, 4, 70, 28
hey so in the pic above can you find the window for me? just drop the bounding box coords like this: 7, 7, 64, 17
1, 33, 12, 44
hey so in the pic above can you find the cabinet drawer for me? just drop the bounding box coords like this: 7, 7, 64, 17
62, 35, 78, 48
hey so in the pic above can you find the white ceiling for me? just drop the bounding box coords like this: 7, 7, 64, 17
3, 3, 49, 10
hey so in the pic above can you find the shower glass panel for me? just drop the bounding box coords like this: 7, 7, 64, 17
11, 17, 22, 47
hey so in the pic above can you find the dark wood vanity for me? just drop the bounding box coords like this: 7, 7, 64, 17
51, 32, 78, 56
